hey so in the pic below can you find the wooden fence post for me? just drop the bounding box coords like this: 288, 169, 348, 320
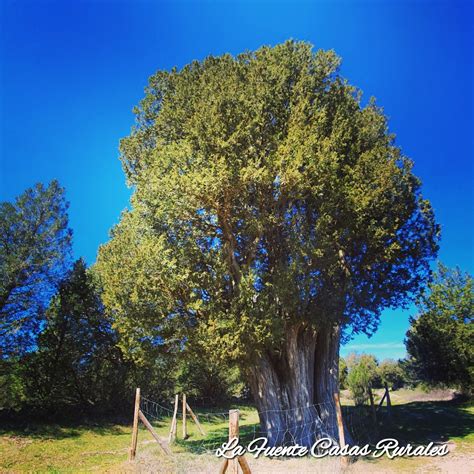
333, 392, 349, 467
138, 410, 172, 455
377, 388, 387, 410
368, 387, 377, 425
228, 410, 239, 474
169, 394, 179, 442
385, 382, 392, 419
129, 387, 140, 461
182, 393, 188, 439
186, 401, 206, 435
333, 392, 345, 448
219, 409, 252, 474
238, 457, 252, 474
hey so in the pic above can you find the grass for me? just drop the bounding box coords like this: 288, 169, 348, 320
0, 423, 134, 472
0, 405, 259, 472
0, 390, 472, 473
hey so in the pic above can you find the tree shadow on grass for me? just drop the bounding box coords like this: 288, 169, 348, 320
342, 398, 473, 448
175, 398, 473, 455
174, 426, 230, 454
0, 421, 129, 440
378, 399, 474, 445
172, 412, 259, 455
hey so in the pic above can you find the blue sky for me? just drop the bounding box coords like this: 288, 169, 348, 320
1, 0, 472, 360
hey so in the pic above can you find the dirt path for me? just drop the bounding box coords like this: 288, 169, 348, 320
118, 446, 474, 474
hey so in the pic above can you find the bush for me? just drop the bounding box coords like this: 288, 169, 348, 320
0, 360, 26, 411
346, 353, 378, 405
339, 357, 348, 390
378, 359, 406, 390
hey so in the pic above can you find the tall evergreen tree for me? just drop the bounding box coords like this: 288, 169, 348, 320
26, 259, 129, 411
405, 264, 473, 394
96, 41, 439, 445
0, 181, 72, 357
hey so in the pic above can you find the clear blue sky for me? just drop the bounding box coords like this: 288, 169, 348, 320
1, 0, 472, 360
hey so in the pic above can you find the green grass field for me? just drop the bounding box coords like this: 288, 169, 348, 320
1, 389, 472, 473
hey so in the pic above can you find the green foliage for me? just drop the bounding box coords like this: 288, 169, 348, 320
405, 264, 473, 394
96, 40, 438, 377
0, 359, 26, 410
378, 359, 406, 390
20, 259, 179, 414
23, 259, 131, 411
176, 353, 245, 405
6, 257, 236, 414
0, 181, 72, 357
346, 353, 378, 405
1, 254, 236, 415
339, 357, 348, 389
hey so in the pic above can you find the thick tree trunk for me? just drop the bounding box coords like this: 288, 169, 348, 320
247, 323, 346, 448
314, 324, 342, 441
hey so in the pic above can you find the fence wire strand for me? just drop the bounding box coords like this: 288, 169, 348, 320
139, 394, 389, 455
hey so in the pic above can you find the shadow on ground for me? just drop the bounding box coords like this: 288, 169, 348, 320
341, 397, 473, 448
0, 421, 128, 440
176, 398, 473, 455
377, 399, 473, 445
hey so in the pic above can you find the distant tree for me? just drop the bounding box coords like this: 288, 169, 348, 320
346, 353, 378, 405
339, 357, 348, 389
25, 259, 130, 412
405, 264, 473, 394
96, 40, 439, 445
0, 181, 72, 357
378, 359, 406, 390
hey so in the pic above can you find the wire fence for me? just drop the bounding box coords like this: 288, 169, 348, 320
138, 393, 390, 456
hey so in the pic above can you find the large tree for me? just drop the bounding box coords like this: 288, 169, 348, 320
405, 264, 473, 394
0, 181, 72, 357
96, 41, 439, 445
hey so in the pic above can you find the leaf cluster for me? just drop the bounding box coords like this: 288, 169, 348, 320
97, 41, 439, 365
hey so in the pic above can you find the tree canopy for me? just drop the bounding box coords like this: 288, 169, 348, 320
405, 264, 473, 393
96, 40, 439, 368
0, 181, 72, 357
0, 178, 239, 412
24, 259, 129, 411
378, 359, 406, 390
